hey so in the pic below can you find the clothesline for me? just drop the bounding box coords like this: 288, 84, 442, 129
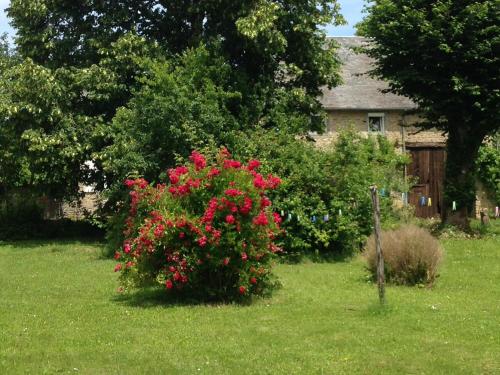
277, 190, 500, 222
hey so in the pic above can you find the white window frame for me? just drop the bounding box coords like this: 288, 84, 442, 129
367, 113, 385, 134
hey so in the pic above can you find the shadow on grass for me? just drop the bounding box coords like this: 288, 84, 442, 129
112, 287, 255, 309
282, 249, 359, 264
0, 238, 105, 250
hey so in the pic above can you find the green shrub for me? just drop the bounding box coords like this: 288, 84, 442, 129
364, 225, 443, 285
0, 192, 104, 241
113, 150, 281, 302
231, 128, 410, 258
476, 142, 500, 205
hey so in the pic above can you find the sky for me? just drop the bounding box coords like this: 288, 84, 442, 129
0, 0, 364, 42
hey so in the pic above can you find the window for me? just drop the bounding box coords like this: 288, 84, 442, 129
368, 113, 385, 133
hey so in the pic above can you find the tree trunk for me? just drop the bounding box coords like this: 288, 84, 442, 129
442, 126, 485, 230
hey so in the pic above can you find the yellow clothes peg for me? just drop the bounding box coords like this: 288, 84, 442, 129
427, 197, 432, 207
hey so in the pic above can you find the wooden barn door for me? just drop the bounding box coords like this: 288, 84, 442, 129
407, 144, 446, 218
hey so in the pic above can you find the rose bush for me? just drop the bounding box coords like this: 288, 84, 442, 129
113, 149, 282, 301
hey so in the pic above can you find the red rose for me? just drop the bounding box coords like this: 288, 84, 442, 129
126, 261, 134, 268
137, 178, 148, 189
273, 212, 282, 224
179, 232, 186, 239
239, 286, 246, 295
123, 243, 131, 254
223, 159, 242, 169
250, 277, 257, 285
219, 147, 231, 159
253, 211, 269, 226
253, 173, 266, 189
225, 215, 236, 224
240, 197, 253, 215
189, 151, 207, 171
241, 252, 248, 261
124, 179, 135, 187
266, 174, 281, 189
260, 196, 271, 208
247, 159, 261, 171
166, 279, 173, 289
168, 169, 180, 185
114, 263, 122, 272
114, 251, 121, 260
173, 271, 181, 281
175, 166, 189, 175
207, 167, 220, 178
223, 257, 230, 266
198, 236, 208, 247
154, 224, 165, 238
225, 189, 243, 197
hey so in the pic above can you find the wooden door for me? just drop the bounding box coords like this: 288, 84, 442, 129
407, 146, 446, 218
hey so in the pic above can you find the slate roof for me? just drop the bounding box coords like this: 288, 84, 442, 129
320, 37, 417, 111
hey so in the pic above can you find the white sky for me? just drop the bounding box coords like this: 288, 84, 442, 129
0, 0, 365, 42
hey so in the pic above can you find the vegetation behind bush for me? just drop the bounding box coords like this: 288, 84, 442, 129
365, 225, 443, 286
232, 128, 410, 258
0, 192, 104, 241
476, 141, 500, 205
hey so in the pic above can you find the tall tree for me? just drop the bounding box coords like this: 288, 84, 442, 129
4, 1, 345, 201
358, 0, 500, 228
8, 0, 344, 130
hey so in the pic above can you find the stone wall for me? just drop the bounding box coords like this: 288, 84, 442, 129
313, 110, 446, 149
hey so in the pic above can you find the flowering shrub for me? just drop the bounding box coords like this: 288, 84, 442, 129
113, 149, 282, 301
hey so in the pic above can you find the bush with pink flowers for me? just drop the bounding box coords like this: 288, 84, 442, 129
113, 149, 282, 301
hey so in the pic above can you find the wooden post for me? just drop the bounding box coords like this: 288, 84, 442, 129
370, 186, 385, 304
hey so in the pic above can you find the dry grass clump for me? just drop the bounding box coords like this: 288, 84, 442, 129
365, 225, 443, 286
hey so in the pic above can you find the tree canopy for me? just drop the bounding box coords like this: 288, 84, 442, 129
358, 0, 500, 227
8, 0, 344, 101
2, 1, 345, 201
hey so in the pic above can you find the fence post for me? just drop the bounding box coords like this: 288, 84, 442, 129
370, 186, 386, 304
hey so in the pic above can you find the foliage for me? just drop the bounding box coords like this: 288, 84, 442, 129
113, 150, 282, 301
358, 0, 500, 227
8, 0, 344, 132
98, 44, 241, 203
0, 59, 105, 199
365, 225, 443, 286
3, 1, 346, 204
476, 140, 500, 205
0, 33, 18, 73
0, 192, 103, 240
0, 33, 159, 200
231, 128, 410, 257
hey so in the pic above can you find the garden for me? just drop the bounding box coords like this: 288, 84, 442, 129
1, 226, 499, 374
1, 1, 499, 374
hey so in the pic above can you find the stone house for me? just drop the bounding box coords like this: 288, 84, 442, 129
316, 37, 448, 218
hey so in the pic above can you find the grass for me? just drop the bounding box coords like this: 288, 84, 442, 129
0, 234, 499, 374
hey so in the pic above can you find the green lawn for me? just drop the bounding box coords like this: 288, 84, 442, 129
1, 236, 499, 374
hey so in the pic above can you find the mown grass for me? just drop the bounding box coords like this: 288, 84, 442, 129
0, 233, 499, 374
